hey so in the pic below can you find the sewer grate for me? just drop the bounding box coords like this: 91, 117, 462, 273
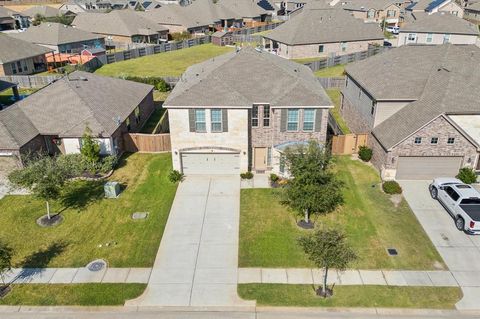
387, 248, 398, 256
86, 259, 107, 272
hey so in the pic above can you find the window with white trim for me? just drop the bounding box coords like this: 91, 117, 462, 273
447, 137, 455, 144
443, 34, 450, 43
263, 105, 270, 127
287, 109, 299, 131
211, 109, 222, 132
267, 147, 272, 166
303, 109, 315, 131
414, 137, 422, 144
426, 33, 433, 43
195, 109, 206, 132
387, 10, 395, 17
407, 33, 416, 41
340, 42, 347, 52
252, 105, 259, 127
431, 137, 438, 144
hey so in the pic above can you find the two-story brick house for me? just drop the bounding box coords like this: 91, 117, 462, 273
164, 47, 333, 175
341, 44, 480, 180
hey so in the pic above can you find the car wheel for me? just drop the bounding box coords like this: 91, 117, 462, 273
430, 187, 438, 199
455, 217, 465, 231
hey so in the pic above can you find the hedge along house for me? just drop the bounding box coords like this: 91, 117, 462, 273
164, 47, 333, 176
0, 71, 154, 165
263, 5, 384, 59
340, 44, 480, 180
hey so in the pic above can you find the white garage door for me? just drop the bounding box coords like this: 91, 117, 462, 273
181, 153, 240, 175
396, 156, 463, 180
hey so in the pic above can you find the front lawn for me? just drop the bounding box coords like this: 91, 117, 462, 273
238, 284, 462, 309
314, 64, 345, 77
326, 89, 350, 134
94, 44, 233, 77
0, 153, 177, 268
0, 284, 146, 306
239, 156, 445, 270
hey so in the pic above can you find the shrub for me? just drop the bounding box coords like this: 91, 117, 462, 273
240, 171, 254, 179
80, 127, 101, 166
457, 167, 478, 184
168, 170, 184, 183
57, 154, 89, 177
122, 76, 170, 92
99, 155, 118, 174
358, 146, 373, 162
270, 173, 279, 183
382, 181, 402, 194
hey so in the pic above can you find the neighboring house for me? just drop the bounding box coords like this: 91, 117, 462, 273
406, 0, 464, 17
337, 0, 403, 26
21, 5, 61, 20
164, 47, 333, 175
211, 30, 233, 46
59, 0, 87, 15
72, 10, 169, 46
464, 2, 480, 22
0, 7, 29, 30
0, 71, 155, 163
263, 7, 384, 59
398, 12, 479, 45
140, 5, 212, 34
9, 22, 105, 54
0, 34, 51, 75
216, 0, 272, 27
340, 44, 480, 180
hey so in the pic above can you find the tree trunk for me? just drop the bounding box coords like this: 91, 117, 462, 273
46, 201, 51, 220
323, 266, 328, 298
304, 208, 309, 224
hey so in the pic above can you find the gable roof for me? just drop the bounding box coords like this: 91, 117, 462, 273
264, 7, 384, 45
401, 12, 479, 34
217, 0, 269, 18
141, 4, 213, 29
368, 45, 480, 150
406, 0, 456, 11
338, 0, 400, 11
0, 6, 24, 18
0, 71, 153, 150
9, 22, 104, 46
0, 34, 53, 64
21, 5, 60, 18
165, 47, 332, 108
72, 10, 168, 37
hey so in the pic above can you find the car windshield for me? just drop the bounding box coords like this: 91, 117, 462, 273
460, 198, 480, 205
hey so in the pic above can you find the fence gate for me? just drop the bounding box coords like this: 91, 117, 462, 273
331, 133, 368, 155
123, 133, 171, 153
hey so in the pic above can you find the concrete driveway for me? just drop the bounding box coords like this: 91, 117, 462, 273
126, 175, 253, 308
400, 181, 480, 310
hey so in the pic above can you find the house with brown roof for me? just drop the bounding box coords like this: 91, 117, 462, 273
263, 6, 384, 59
0, 71, 155, 163
340, 44, 480, 180
336, 0, 405, 26
398, 12, 479, 45
0, 34, 52, 76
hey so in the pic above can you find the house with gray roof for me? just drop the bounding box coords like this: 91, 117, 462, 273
9, 22, 105, 54
464, 2, 480, 22
0, 71, 155, 162
398, 12, 479, 46
164, 46, 333, 175
340, 44, 480, 180
263, 6, 384, 59
0, 7, 29, 30
0, 34, 52, 76
336, 0, 405, 26
72, 10, 168, 47
22, 5, 61, 20
406, 0, 464, 17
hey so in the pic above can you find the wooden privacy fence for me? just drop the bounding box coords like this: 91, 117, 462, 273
0, 75, 61, 89
318, 77, 345, 89
123, 133, 171, 153
332, 133, 368, 155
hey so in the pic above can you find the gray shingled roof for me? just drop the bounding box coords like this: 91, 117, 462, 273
466, 2, 480, 10
0, 7, 23, 18
0, 34, 53, 64
264, 7, 384, 45
73, 10, 168, 37
369, 44, 480, 150
407, 0, 450, 11
21, 5, 60, 18
0, 71, 153, 150
9, 22, 104, 46
338, 0, 399, 11
141, 4, 212, 29
401, 12, 479, 34
165, 47, 332, 107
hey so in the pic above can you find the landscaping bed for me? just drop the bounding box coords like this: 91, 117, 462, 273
239, 156, 445, 270
238, 284, 462, 309
0, 153, 177, 268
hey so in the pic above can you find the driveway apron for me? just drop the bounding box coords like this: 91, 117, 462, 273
126, 175, 253, 307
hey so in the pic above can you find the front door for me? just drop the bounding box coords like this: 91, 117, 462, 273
254, 147, 267, 171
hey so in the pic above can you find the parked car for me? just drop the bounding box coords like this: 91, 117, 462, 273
385, 26, 399, 34
429, 177, 480, 234
383, 41, 393, 47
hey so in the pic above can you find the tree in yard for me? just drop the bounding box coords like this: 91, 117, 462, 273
281, 140, 343, 226
8, 156, 68, 220
0, 240, 13, 287
298, 227, 357, 297
80, 126, 101, 166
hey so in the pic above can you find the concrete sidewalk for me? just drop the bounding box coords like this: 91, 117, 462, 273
3, 268, 151, 284
238, 268, 475, 287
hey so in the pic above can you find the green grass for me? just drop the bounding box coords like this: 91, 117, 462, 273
238, 284, 462, 309
95, 44, 233, 77
140, 91, 170, 133
0, 153, 177, 268
0, 284, 146, 306
239, 156, 445, 270
0, 88, 36, 106
314, 64, 345, 77
293, 57, 326, 64
326, 89, 350, 134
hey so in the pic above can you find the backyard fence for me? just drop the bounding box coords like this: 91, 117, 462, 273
317, 77, 345, 89
331, 133, 368, 155
123, 133, 171, 153
0, 75, 62, 89
153, 110, 170, 134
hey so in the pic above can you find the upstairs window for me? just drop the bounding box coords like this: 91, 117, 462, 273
387, 10, 395, 17
263, 105, 271, 127
447, 137, 455, 144
431, 137, 438, 144
414, 137, 422, 144
303, 109, 315, 131
252, 105, 259, 127
211, 109, 222, 132
195, 109, 206, 132
287, 109, 299, 131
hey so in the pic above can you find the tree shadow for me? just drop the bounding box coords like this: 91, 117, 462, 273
113, 152, 134, 170
19, 241, 69, 268
60, 180, 104, 210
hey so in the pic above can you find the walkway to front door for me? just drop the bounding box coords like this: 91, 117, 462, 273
126, 175, 253, 307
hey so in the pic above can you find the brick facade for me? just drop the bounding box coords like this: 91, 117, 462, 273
340, 92, 373, 134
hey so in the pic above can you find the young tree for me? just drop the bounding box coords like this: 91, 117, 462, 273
8, 156, 68, 220
0, 241, 13, 287
80, 126, 101, 166
282, 140, 343, 226
298, 227, 357, 297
